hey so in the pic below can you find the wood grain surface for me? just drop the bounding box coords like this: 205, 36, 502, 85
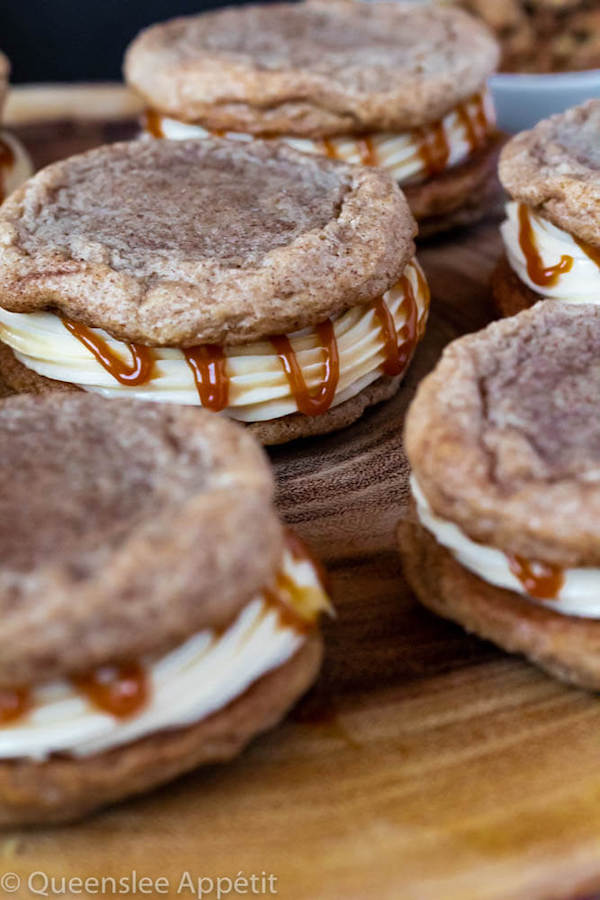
2, 104, 599, 900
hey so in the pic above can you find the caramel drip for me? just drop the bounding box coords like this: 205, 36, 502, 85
144, 109, 164, 138
0, 688, 30, 725
264, 532, 329, 633
471, 93, 490, 140
357, 136, 378, 167
0, 136, 15, 203
455, 93, 490, 154
518, 203, 573, 287
183, 344, 229, 412
573, 234, 600, 267
414, 265, 430, 339
284, 528, 331, 594
74, 662, 149, 719
318, 139, 338, 160
271, 319, 339, 416
507, 555, 565, 601
373, 275, 419, 377
63, 320, 155, 386
415, 121, 450, 178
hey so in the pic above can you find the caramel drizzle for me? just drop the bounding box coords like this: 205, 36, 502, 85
415, 121, 450, 178
455, 93, 490, 154
63, 319, 155, 386
573, 235, 600, 267
318, 138, 338, 160
144, 109, 164, 139
357, 136, 378, 167
271, 319, 340, 417
0, 136, 15, 204
0, 687, 30, 724
517, 203, 574, 287
372, 276, 419, 377
183, 345, 230, 412
507, 555, 565, 601
73, 662, 149, 719
264, 532, 330, 633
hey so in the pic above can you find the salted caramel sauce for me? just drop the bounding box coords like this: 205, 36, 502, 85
144, 109, 164, 139
415, 121, 450, 179
62, 319, 156, 386
183, 344, 229, 412
264, 533, 331, 633
0, 688, 30, 725
573, 234, 600, 268
357, 136, 378, 168
373, 276, 419, 377
517, 203, 574, 287
456, 96, 488, 154
0, 136, 15, 204
74, 662, 149, 719
507, 555, 565, 601
271, 319, 340, 417
318, 138, 339, 160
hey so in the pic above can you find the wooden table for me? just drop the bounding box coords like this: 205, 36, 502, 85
3, 86, 600, 900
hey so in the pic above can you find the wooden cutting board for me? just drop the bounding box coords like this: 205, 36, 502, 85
3, 87, 600, 900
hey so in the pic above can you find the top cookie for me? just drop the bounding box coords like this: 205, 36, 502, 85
500, 100, 600, 244
0, 393, 282, 687
0, 137, 414, 346
124, 1, 499, 136
406, 302, 600, 567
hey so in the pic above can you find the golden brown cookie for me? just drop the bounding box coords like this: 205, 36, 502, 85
0, 137, 428, 442
125, 1, 499, 136
0, 393, 331, 823
500, 100, 600, 245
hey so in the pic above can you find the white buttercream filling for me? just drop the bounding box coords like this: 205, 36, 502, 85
150, 88, 496, 187
0, 259, 429, 422
501, 200, 600, 301
0, 545, 330, 761
0, 129, 33, 199
412, 476, 600, 619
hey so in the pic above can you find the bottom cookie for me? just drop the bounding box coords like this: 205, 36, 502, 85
491, 254, 540, 317
398, 515, 600, 692
0, 343, 402, 445
0, 634, 322, 827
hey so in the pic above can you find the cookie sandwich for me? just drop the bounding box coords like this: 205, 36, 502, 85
126, 0, 501, 236
0, 393, 330, 825
0, 137, 428, 444
399, 302, 600, 691
494, 100, 600, 318
0, 52, 33, 202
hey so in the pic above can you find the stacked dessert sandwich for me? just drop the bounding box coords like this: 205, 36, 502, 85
0, 52, 32, 202
399, 303, 600, 691
0, 138, 429, 444
0, 393, 330, 824
493, 100, 600, 317
125, 0, 501, 236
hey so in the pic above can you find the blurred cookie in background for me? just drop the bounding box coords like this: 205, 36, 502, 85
446, 0, 600, 73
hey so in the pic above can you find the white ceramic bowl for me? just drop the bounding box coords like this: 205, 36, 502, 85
490, 69, 600, 134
